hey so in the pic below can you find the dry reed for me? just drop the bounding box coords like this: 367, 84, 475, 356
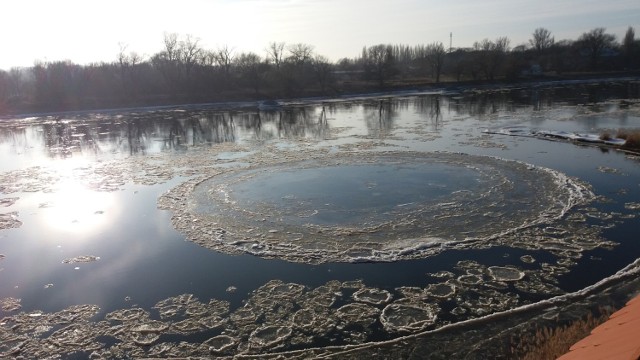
510, 308, 612, 360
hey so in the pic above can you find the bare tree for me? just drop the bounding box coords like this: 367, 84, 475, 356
116, 44, 142, 88
0, 70, 9, 101
199, 50, 217, 67
266, 42, 286, 69
494, 36, 511, 52
425, 42, 446, 83
179, 35, 203, 79
214, 45, 235, 76
578, 27, 616, 70
8, 68, 27, 100
312, 55, 334, 93
473, 37, 510, 80
363, 44, 397, 87
117, 43, 130, 69
152, 32, 183, 91
162, 32, 180, 62
529, 28, 554, 54
287, 43, 314, 66
234, 52, 264, 94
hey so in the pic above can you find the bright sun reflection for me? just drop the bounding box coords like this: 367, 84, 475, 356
41, 178, 117, 235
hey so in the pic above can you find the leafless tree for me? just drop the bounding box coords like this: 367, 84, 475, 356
287, 43, 314, 66
8, 68, 27, 99
473, 37, 510, 80
117, 43, 133, 95
529, 28, 554, 54
199, 50, 217, 67
266, 42, 286, 69
234, 52, 264, 94
312, 55, 334, 93
363, 44, 397, 87
425, 42, 446, 83
152, 32, 183, 91
0, 70, 9, 101
214, 45, 235, 76
578, 27, 616, 70
179, 35, 203, 79
162, 32, 180, 62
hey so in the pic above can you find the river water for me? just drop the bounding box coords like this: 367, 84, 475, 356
1, 79, 639, 358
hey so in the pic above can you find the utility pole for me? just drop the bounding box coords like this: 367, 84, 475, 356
449, 32, 453, 53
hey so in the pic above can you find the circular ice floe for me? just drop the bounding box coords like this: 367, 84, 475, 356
130, 321, 169, 346
159, 151, 594, 264
352, 287, 393, 305
336, 303, 381, 327
488, 266, 526, 282
424, 283, 456, 298
380, 301, 439, 332
248, 325, 293, 349
203, 335, 238, 354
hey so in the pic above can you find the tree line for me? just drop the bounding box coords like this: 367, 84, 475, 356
0, 26, 638, 114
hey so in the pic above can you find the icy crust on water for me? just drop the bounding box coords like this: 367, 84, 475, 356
2, 257, 639, 359
159, 151, 595, 264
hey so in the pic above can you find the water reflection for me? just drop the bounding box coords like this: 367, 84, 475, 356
1, 81, 638, 167
364, 99, 397, 136
414, 96, 442, 129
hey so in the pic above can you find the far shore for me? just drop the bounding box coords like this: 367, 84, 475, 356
1, 71, 639, 119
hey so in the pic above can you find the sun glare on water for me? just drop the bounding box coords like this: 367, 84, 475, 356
40, 178, 117, 235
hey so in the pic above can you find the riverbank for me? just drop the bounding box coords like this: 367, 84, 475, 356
1, 71, 639, 118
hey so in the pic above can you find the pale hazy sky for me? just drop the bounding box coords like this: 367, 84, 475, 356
1, 0, 638, 70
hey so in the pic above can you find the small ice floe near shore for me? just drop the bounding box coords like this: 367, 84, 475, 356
483, 127, 627, 147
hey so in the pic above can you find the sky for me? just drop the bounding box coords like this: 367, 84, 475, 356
0, 0, 638, 70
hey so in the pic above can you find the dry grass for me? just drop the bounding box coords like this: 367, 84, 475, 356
510, 308, 612, 360
599, 129, 640, 150
616, 129, 640, 150
599, 131, 612, 141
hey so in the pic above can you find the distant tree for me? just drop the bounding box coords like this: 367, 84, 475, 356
311, 55, 334, 93
0, 70, 9, 103
623, 26, 635, 50
234, 52, 265, 94
179, 35, 203, 81
547, 39, 579, 74
31, 60, 87, 109
621, 26, 640, 69
265, 42, 286, 69
336, 57, 356, 71
425, 42, 446, 83
162, 32, 181, 63
287, 43, 315, 66
152, 32, 183, 93
578, 28, 616, 70
529, 28, 554, 54
363, 44, 397, 87
116, 43, 143, 98
445, 49, 469, 81
213, 45, 234, 77
7, 67, 28, 101
622, 26, 639, 69
473, 37, 510, 80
